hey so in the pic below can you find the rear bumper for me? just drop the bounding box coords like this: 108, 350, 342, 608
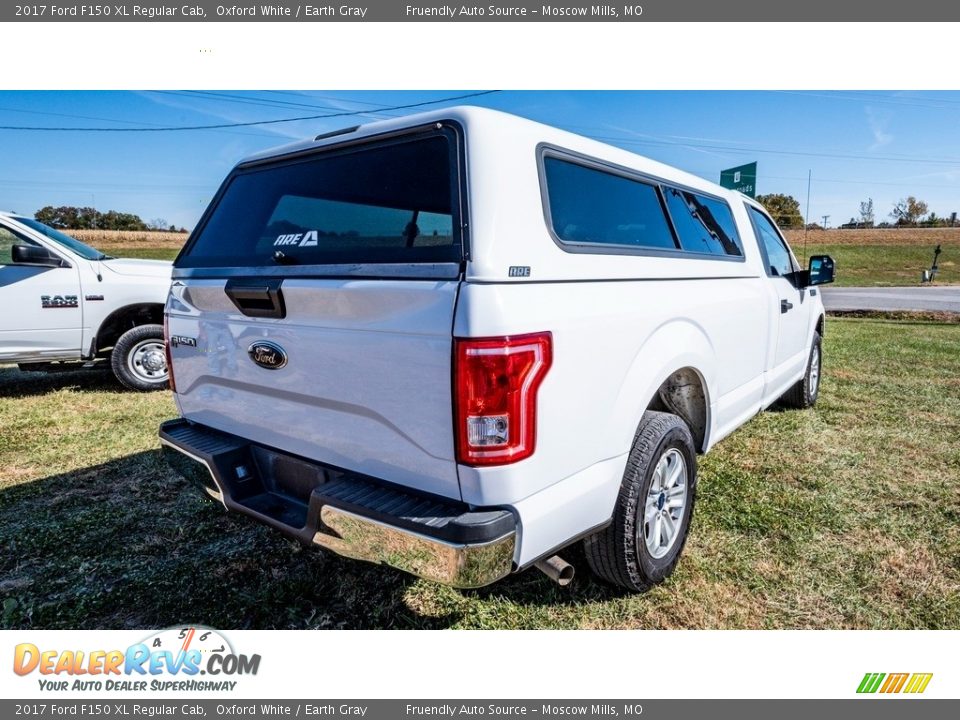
159, 418, 516, 588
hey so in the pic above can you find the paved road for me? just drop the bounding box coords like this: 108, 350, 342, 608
820, 286, 960, 313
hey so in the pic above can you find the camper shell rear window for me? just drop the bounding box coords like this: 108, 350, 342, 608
177, 127, 463, 270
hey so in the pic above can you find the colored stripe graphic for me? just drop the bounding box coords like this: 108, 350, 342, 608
857, 673, 885, 693
857, 672, 932, 694
880, 673, 909, 693
904, 673, 933, 694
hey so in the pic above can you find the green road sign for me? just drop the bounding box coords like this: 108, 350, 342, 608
720, 162, 757, 198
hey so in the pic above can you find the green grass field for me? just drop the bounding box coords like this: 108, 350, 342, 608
798, 243, 958, 286
784, 228, 958, 286
1, 316, 958, 630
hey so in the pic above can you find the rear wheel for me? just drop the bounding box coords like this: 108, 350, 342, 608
780, 331, 822, 409
111, 324, 168, 391
584, 411, 697, 592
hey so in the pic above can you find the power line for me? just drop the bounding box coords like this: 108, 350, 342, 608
0, 104, 174, 127
0, 90, 500, 132
263, 90, 399, 108
150, 91, 403, 124
0, 103, 294, 140
587, 133, 960, 166
0, 179, 211, 190
553, 118, 960, 166
773, 90, 960, 112
679, 169, 960, 190
150, 90, 397, 118
168, 90, 351, 110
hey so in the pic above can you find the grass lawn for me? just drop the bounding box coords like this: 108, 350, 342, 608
784, 228, 959, 286
798, 243, 958, 287
1, 317, 958, 629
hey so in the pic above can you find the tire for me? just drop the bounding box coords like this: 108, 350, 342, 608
111, 324, 169, 391
584, 411, 697, 592
780, 331, 822, 409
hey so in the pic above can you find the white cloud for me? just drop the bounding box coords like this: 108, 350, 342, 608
865, 106, 893, 150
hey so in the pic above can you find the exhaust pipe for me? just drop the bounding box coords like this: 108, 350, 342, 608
535, 555, 575, 586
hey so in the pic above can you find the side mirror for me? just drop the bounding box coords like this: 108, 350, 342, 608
11, 244, 66, 268
806, 254, 835, 286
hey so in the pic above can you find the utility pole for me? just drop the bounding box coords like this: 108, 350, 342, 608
821, 215, 830, 229
803, 169, 812, 261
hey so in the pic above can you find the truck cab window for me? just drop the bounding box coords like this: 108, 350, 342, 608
748, 207, 797, 278
663, 187, 743, 257
0, 226, 39, 265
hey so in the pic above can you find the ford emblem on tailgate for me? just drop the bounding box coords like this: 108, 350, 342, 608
248, 340, 288, 369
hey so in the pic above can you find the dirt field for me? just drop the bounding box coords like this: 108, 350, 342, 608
783, 227, 960, 247
76, 227, 960, 248
70, 229, 189, 250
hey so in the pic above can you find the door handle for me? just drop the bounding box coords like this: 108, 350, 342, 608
780, 299, 794, 313
224, 278, 286, 319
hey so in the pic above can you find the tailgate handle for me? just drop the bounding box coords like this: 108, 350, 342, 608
224, 278, 286, 319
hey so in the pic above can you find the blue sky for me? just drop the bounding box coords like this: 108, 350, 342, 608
2, 90, 960, 230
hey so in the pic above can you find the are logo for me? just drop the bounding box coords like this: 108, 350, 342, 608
274, 230, 319, 247
248, 340, 287, 369
857, 672, 933, 694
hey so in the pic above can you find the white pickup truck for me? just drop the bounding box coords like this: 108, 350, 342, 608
160, 107, 835, 592
0, 212, 172, 390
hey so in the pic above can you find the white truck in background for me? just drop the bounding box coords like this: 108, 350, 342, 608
160, 107, 835, 592
0, 212, 172, 390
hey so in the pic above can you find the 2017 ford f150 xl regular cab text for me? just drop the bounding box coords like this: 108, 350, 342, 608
160, 107, 835, 592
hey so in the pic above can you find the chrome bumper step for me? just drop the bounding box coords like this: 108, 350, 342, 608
159, 418, 517, 588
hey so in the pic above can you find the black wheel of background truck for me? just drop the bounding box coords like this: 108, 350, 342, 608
780, 331, 822, 409
584, 410, 697, 592
111, 324, 168, 391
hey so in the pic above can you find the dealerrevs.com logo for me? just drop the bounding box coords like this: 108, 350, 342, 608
13, 627, 260, 692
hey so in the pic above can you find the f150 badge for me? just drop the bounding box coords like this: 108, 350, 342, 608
170, 335, 197, 348
41, 295, 78, 308
248, 341, 287, 369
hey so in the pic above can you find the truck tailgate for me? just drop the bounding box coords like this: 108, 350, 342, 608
167, 277, 461, 500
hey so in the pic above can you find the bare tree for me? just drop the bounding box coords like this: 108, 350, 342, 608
859, 198, 875, 227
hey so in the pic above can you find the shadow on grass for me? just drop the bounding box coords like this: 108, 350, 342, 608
0, 365, 119, 398
0, 451, 470, 629
0, 450, 627, 629
465, 542, 635, 607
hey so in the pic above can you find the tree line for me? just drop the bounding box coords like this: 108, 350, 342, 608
34, 206, 186, 233
756, 194, 956, 229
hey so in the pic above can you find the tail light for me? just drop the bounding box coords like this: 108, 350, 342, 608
163, 313, 176, 393
454, 332, 552, 466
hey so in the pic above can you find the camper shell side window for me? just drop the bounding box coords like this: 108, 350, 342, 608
537, 145, 745, 262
